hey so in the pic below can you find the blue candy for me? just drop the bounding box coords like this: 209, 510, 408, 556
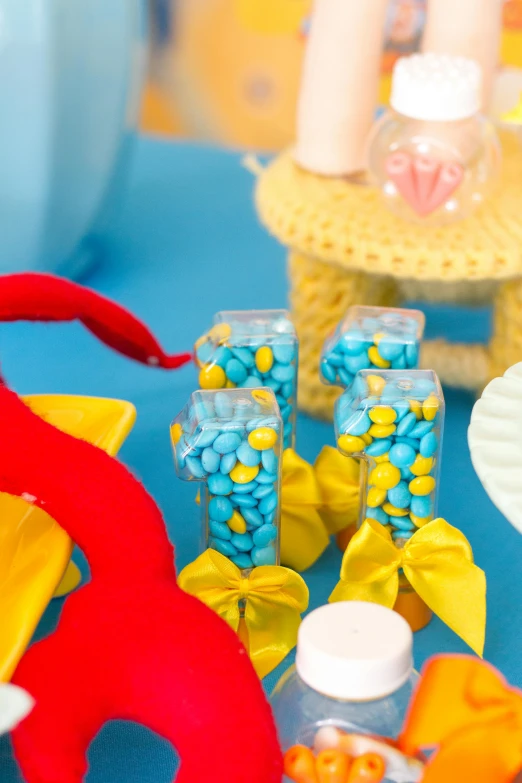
392, 516, 416, 531
366, 507, 390, 526
213, 432, 242, 454
231, 532, 254, 552
252, 484, 273, 499
271, 363, 296, 383
226, 358, 248, 385
391, 354, 407, 370
321, 360, 337, 383
210, 537, 238, 557
220, 452, 237, 474
231, 480, 258, 494
256, 469, 278, 485
273, 343, 296, 364
411, 495, 433, 518
343, 411, 371, 437
241, 375, 262, 388
214, 391, 234, 419
236, 440, 261, 467
281, 381, 294, 399
213, 345, 232, 368
420, 431, 438, 458
343, 352, 370, 374
326, 350, 344, 368
261, 449, 278, 474
252, 545, 277, 566
264, 509, 277, 525
201, 447, 221, 474
408, 420, 434, 439
230, 347, 255, 368
378, 340, 403, 361
186, 455, 206, 479
389, 443, 416, 469
393, 400, 411, 422
209, 519, 232, 540
396, 412, 417, 436
259, 491, 278, 515
400, 466, 415, 481
242, 507, 264, 527
405, 343, 418, 366
340, 329, 366, 355
196, 341, 214, 364
338, 368, 354, 387
195, 428, 220, 448
394, 436, 419, 450
208, 473, 233, 496
231, 553, 254, 569
230, 493, 258, 508
253, 524, 278, 547
365, 438, 392, 457
209, 496, 233, 522
264, 377, 281, 392
387, 481, 412, 509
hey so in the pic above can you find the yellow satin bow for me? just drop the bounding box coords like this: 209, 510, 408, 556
178, 548, 309, 679
314, 445, 361, 535
280, 449, 329, 572
329, 518, 486, 656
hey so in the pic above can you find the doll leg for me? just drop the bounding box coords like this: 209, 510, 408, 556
289, 251, 398, 420
422, 0, 503, 110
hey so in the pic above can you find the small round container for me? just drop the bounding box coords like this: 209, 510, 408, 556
271, 602, 423, 783
367, 53, 501, 225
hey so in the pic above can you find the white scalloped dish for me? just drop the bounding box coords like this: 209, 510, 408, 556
0, 684, 33, 735
468, 362, 522, 534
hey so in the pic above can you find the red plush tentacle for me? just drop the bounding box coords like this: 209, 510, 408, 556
0, 273, 192, 369
0, 388, 282, 782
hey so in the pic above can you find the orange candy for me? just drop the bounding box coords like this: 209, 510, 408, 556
347, 753, 386, 782
316, 749, 352, 782
284, 745, 319, 783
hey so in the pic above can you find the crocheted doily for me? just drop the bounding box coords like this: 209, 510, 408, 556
256, 131, 522, 283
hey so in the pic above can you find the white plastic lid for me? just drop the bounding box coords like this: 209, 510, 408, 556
295, 602, 413, 701
391, 53, 482, 122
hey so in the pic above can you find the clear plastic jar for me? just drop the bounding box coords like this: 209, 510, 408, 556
367, 53, 501, 225
320, 306, 425, 390
171, 388, 283, 573
271, 602, 424, 783
194, 309, 298, 450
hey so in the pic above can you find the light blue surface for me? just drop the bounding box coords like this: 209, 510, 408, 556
0, 138, 521, 781
0, 0, 145, 277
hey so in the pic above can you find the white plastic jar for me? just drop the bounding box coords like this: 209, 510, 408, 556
270, 602, 423, 783
367, 53, 501, 225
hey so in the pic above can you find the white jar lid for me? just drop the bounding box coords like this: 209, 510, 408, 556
295, 602, 413, 701
390, 53, 482, 122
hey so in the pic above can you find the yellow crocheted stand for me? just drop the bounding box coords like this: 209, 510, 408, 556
255, 132, 522, 419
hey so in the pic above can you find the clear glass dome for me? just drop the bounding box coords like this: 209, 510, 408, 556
367, 109, 501, 225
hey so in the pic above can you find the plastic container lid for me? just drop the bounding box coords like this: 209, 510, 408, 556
295, 602, 413, 701
390, 53, 482, 122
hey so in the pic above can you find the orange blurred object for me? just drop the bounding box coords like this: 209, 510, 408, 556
316, 748, 352, 782
347, 753, 386, 782
284, 745, 319, 783
335, 524, 356, 553
394, 574, 433, 632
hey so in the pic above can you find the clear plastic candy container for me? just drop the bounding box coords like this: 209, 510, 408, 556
194, 309, 298, 450
320, 306, 425, 389
271, 602, 424, 783
335, 370, 444, 542
171, 388, 283, 573
367, 53, 501, 225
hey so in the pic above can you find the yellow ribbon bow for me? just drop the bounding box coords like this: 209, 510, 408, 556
280, 448, 330, 572
178, 548, 309, 679
314, 445, 361, 535
329, 518, 486, 656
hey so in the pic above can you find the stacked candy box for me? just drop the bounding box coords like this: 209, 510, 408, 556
321, 306, 425, 389
171, 388, 283, 572
335, 369, 444, 542
194, 309, 298, 449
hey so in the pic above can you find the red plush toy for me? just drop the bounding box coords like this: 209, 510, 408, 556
0, 273, 283, 783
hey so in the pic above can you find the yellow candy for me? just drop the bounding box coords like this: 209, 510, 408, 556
423, 395, 440, 421
171, 422, 183, 446
228, 510, 247, 534
409, 476, 436, 496
368, 423, 396, 439
369, 463, 401, 490
410, 513, 432, 528
252, 389, 272, 406
361, 432, 373, 445
248, 427, 278, 451
230, 462, 260, 484
255, 346, 274, 374
366, 374, 386, 396
368, 346, 391, 369
369, 407, 397, 426
199, 363, 226, 389
374, 453, 390, 464
208, 323, 232, 344
225, 379, 236, 388
383, 502, 409, 517
409, 399, 423, 420
372, 332, 385, 346
410, 455, 434, 477
367, 487, 387, 508
337, 434, 365, 453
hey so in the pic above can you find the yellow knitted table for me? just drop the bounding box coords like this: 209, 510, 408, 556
255, 132, 522, 419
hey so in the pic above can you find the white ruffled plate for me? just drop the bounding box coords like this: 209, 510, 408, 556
0, 684, 33, 735
468, 362, 522, 534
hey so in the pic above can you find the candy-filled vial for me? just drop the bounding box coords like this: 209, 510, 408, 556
171, 388, 283, 573
321, 306, 425, 390
335, 370, 444, 542
194, 309, 298, 449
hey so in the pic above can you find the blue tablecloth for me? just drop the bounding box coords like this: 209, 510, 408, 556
1, 138, 521, 782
